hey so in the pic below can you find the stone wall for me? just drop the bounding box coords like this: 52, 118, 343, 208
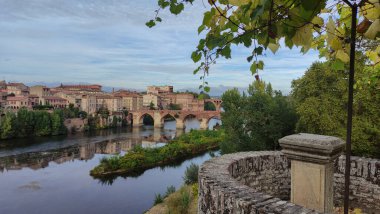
64, 118, 87, 133
198, 151, 316, 214
199, 151, 380, 214
334, 156, 380, 212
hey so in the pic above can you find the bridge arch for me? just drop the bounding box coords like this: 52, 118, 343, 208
160, 113, 177, 130
139, 113, 154, 126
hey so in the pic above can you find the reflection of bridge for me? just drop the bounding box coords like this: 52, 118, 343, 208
129, 110, 221, 129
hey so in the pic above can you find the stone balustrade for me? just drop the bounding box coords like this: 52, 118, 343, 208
198, 151, 380, 213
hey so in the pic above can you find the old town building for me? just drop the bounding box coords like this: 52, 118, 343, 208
147, 85, 173, 95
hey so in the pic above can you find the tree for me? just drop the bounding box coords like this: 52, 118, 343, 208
292, 60, 380, 157
149, 102, 155, 110
34, 111, 52, 136
0, 112, 17, 139
220, 81, 297, 154
168, 103, 182, 110
51, 109, 67, 135
16, 108, 35, 137
204, 102, 216, 111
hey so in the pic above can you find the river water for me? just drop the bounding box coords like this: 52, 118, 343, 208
0, 119, 221, 214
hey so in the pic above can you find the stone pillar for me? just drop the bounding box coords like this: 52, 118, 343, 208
153, 112, 163, 128
176, 119, 186, 129
199, 118, 208, 130
132, 115, 142, 127
279, 133, 345, 213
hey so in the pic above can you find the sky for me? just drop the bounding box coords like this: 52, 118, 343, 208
0, 0, 321, 95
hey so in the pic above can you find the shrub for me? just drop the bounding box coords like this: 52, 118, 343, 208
183, 163, 199, 185
154, 193, 163, 205
165, 185, 176, 197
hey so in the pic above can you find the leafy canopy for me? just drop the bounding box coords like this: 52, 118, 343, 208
147, 0, 380, 91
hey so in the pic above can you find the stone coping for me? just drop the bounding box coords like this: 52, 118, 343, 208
279, 133, 345, 164
198, 151, 320, 214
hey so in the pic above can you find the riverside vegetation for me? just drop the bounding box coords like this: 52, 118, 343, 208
147, 163, 200, 214
90, 130, 224, 178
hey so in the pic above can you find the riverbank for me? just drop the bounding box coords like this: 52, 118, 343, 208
90, 129, 224, 178
146, 184, 198, 214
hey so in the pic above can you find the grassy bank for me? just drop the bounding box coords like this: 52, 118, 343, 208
90, 129, 224, 178
146, 184, 198, 214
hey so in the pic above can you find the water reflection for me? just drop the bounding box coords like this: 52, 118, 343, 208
0, 118, 221, 214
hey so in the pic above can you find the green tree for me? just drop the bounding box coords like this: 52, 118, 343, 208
204, 102, 216, 111
0, 112, 17, 139
51, 109, 67, 135
291, 61, 380, 157
149, 102, 155, 110
220, 81, 297, 154
34, 111, 52, 136
16, 108, 35, 137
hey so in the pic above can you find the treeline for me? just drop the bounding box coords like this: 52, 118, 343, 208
220, 58, 379, 158
220, 81, 297, 154
0, 108, 67, 139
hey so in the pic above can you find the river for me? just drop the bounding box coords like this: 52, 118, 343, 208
0, 118, 221, 214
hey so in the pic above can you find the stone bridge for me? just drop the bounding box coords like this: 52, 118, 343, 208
204, 98, 223, 111
128, 110, 221, 129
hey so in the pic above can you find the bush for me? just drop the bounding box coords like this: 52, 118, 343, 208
183, 163, 199, 185
165, 185, 176, 197
154, 193, 163, 205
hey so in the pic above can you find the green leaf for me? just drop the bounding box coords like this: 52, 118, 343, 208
193, 66, 201, 74
145, 20, 156, 28
191, 51, 202, 63
257, 61, 264, 70
268, 43, 280, 54
170, 3, 184, 15
221, 46, 231, 59
204, 86, 211, 92
250, 63, 257, 75
336, 50, 350, 63
251, 6, 264, 19
247, 55, 253, 62
331, 60, 345, 70
155, 17, 162, 22
158, 0, 170, 8
254, 47, 263, 55
198, 25, 206, 34
203, 9, 215, 26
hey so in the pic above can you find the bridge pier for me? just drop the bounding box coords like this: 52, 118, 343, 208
176, 119, 186, 129
200, 118, 209, 130
154, 112, 163, 128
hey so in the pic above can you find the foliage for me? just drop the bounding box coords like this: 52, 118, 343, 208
165, 185, 176, 197
0, 112, 16, 139
204, 101, 216, 111
97, 107, 110, 119
90, 129, 224, 178
183, 163, 199, 185
149, 102, 155, 110
0, 109, 67, 139
220, 81, 297, 154
148, 0, 380, 91
166, 185, 197, 214
32, 105, 53, 110
168, 103, 182, 110
291, 61, 380, 157
154, 193, 164, 205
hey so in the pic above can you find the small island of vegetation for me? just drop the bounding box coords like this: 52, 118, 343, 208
90, 129, 224, 178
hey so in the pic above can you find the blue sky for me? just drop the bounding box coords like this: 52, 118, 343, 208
0, 0, 321, 95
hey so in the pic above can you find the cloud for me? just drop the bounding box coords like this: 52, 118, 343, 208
0, 0, 319, 94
